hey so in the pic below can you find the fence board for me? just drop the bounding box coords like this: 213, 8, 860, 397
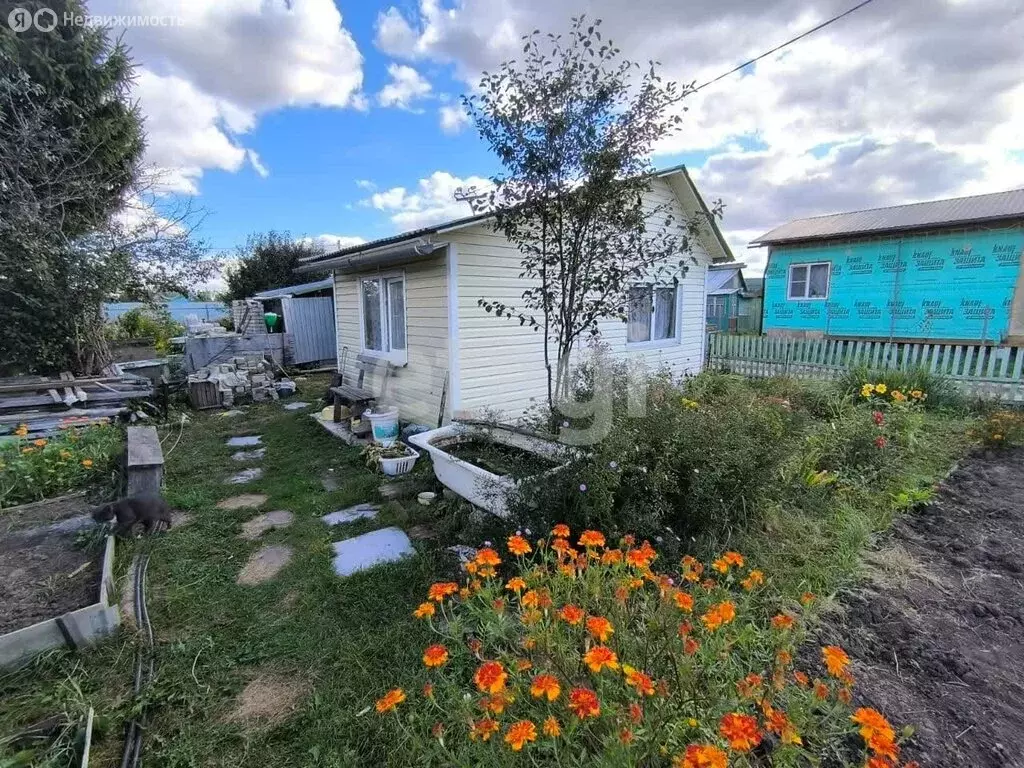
707, 333, 1024, 403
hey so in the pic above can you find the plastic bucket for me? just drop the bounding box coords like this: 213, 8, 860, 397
367, 408, 400, 446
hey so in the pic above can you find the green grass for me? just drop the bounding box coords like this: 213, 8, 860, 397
0, 378, 455, 767
0, 374, 983, 767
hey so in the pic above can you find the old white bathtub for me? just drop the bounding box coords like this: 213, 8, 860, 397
408, 423, 570, 517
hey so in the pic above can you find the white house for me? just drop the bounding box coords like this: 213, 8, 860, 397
296, 164, 734, 425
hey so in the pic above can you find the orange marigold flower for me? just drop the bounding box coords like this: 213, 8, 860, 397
470, 717, 500, 742
622, 665, 655, 696
771, 613, 795, 630
467, 637, 482, 654
492, 598, 506, 613
522, 636, 537, 651
723, 551, 745, 567
712, 558, 729, 574
625, 541, 657, 568
684, 637, 700, 655
521, 589, 540, 609
800, 591, 816, 605
586, 615, 614, 642
521, 608, 542, 625
614, 585, 630, 603
474, 661, 508, 694
838, 686, 852, 704
851, 708, 896, 749
620, 728, 635, 745
558, 604, 585, 625
413, 601, 436, 619
506, 577, 527, 592
552, 523, 570, 538
674, 591, 694, 612
700, 601, 737, 632
475, 548, 502, 567
504, 720, 537, 752
530, 674, 561, 701
422, 644, 449, 667
374, 688, 406, 713
81, 459, 93, 468
764, 704, 803, 746
428, 582, 459, 602
481, 691, 514, 714
735, 673, 763, 699
813, 680, 830, 700
674, 744, 728, 768
741, 570, 765, 590
794, 670, 810, 687
629, 702, 643, 723
516, 657, 533, 671
822, 645, 851, 678
719, 712, 762, 753
551, 537, 572, 554
567, 687, 600, 719
578, 530, 606, 548
583, 645, 619, 674
776, 649, 793, 667
542, 716, 561, 738
508, 535, 532, 556
601, 549, 624, 565
33, 438, 47, 447
422, 682, 434, 698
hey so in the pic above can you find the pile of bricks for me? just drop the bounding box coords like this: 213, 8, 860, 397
187, 355, 286, 408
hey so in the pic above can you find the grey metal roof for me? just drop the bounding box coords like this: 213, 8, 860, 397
706, 267, 740, 294
751, 188, 1024, 246
253, 278, 334, 299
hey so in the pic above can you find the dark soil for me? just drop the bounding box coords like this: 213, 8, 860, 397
441, 437, 558, 477
824, 448, 1024, 768
1, 493, 88, 535
0, 522, 100, 635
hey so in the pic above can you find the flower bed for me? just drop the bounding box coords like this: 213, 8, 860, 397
374, 528, 913, 767
0, 424, 122, 509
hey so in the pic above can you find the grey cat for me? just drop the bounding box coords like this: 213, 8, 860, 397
91, 494, 173, 537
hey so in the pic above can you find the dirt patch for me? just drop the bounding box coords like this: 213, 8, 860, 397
224, 672, 309, 726
217, 494, 268, 510
239, 510, 293, 541
278, 590, 300, 611
0, 529, 100, 634
824, 448, 1024, 767
236, 545, 293, 585
1, 493, 89, 535
170, 511, 193, 528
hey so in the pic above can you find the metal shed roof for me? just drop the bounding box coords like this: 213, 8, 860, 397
253, 278, 334, 299
751, 188, 1024, 246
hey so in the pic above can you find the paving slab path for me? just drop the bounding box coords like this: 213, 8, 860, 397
232, 448, 266, 462
322, 504, 379, 526
240, 510, 294, 540
237, 545, 293, 585
331, 527, 414, 577
217, 494, 268, 510
226, 435, 262, 447
228, 468, 264, 484
283, 401, 311, 411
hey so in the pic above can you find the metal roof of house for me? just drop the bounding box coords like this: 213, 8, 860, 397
253, 277, 334, 299
706, 267, 740, 295
296, 164, 733, 273
751, 188, 1024, 246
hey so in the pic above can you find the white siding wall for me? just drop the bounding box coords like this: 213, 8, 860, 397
452, 177, 712, 418
333, 253, 449, 425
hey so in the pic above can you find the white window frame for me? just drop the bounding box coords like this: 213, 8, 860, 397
358, 271, 408, 364
787, 262, 831, 301
626, 283, 682, 349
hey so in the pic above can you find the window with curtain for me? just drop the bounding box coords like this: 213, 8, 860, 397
627, 285, 678, 344
360, 275, 406, 358
788, 262, 830, 299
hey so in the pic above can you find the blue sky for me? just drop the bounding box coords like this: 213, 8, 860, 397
90, 0, 1022, 278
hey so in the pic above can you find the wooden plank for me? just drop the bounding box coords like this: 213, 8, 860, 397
951, 346, 964, 378
0, 376, 127, 395
986, 346, 1000, 378
1010, 347, 1024, 382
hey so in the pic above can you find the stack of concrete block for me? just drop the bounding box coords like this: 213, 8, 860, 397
187, 356, 279, 408
231, 300, 267, 335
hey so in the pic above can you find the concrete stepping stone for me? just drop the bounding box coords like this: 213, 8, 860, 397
284, 401, 310, 411
221, 410, 245, 418
227, 435, 262, 447
232, 448, 266, 462
321, 472, 342, 492
217, 493, 268, 510
237, 545, 293, 585
322, 504, 378, 526
331, 527, 414, 577
229, 467, 264, 484
240, 510, 294, 540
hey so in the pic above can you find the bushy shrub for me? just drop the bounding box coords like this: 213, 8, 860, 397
971, 410, 1024, 448
0, 424, 122, 507
374, 529, 909, 767
838, 366, 961, 410
106, 306, 185, 354
507, 370, 793, 546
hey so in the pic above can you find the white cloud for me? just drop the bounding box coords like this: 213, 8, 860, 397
246, 150, 270, 179
439, 103, 471, 135
366, 171, 493, 230
373, 0, 1024, 272
377, 64, 433, 110
299, 234, 368, 252
92, 0, 365, 193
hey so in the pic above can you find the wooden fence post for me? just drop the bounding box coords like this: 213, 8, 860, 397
126, 426, 164, 497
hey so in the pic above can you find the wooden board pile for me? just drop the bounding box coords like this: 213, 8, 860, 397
0, 370, 154, 438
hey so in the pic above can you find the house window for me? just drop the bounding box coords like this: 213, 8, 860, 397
360, 275, 406, 360
787, 262, 830, 300
627, 285, 678, 344
707, 295, 728, 318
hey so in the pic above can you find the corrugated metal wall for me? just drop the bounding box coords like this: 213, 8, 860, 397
282, 297, 336, 364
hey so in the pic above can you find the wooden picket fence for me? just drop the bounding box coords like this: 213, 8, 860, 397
707, 334, 1024, 402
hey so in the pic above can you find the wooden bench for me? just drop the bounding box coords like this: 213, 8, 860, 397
330, 352, 397, 423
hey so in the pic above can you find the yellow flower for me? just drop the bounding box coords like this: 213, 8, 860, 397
910, 389, 924, 399
891, 390, 907, 402
860, 384, 874, 398
33, 438, 47, 447
81, 459, 93, 468
874, 383, 887, 394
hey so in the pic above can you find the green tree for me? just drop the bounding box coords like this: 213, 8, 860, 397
464, 17, 714, 415
223, 232, 325, 301
0, 0, 214, 375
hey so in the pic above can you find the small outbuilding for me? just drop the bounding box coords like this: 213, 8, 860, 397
251, 278, 337, 365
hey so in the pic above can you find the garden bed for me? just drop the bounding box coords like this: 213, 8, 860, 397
824, 447, 1024, 767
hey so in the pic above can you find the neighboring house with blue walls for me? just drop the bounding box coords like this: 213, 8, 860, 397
705, 263, 762, 333
752, 189, 1024, 344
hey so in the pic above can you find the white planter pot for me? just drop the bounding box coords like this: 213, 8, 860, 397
408, 424, 569, 517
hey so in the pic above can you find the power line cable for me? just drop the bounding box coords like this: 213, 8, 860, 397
693, 0, 877, 92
